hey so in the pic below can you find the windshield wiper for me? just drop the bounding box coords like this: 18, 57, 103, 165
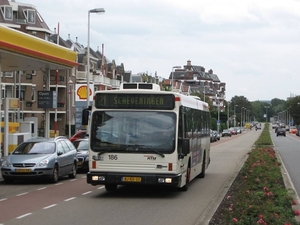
129, 145, 165, 158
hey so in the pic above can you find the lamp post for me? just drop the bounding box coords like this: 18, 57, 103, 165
234, 104, 238, 127
87, 8, 105, 108
216, 95, 220, 133
240, 107, 244, 128
227, 101, 230, 128
265, 106, 270, 122
171, 66, 181, 91
68, 78, 74, 138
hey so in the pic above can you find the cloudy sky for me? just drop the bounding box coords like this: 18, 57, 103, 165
19, 0, 300, 102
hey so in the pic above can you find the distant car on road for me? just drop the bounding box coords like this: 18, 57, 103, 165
277, 127, 286, 137
222, 129, 232, 137
212, 130, 220, 140
289, 126, 297, 134
70, 129, 87, 143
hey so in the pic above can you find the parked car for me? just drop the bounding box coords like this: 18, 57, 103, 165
229, 127, 237, 135
70, 129, 87, 143
289, 126, 297, 134
212, 130, 220, 140
72, 138, 89, 172
1, 136, 78, 184
276, 127, 286, 137
222, 129, 232, 137
210, 130, 217, 142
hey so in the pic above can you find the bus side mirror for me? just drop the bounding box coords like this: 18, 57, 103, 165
82, 107, 91, 126
181, 138, 190, 156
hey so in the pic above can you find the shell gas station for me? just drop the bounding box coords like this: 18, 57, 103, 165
0, 25, 78, 157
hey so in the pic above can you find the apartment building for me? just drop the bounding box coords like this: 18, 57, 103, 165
0, 0, 126, 136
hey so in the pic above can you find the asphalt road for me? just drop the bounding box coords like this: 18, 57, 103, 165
271, 128, 300, 202
0, 127, 294, 225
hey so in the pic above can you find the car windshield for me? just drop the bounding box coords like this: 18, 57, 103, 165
73, 140, 89, 151
90, 111, 176, 154
13, 142, 55, 154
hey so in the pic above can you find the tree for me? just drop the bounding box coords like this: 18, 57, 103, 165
230, 96, 252, 126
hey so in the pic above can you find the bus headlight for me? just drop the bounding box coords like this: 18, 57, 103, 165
92, 176, 105, 181
158, 178, 172, 183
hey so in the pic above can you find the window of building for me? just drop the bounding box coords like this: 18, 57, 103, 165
31, 87, 36, 101
1, 71, 13, 78
24, 9, 35, 24
0, 6, 13, 20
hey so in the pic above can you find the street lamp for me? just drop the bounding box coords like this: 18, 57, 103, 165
227, 101, 230, 128
203, 85, 210, 102
216, 95, 220, 133
241, 107, 244, 128
68, 78, 74, 138
87, 8, 105, 108
265, 106, 270, 122
171, 66, 181, 91
234, 104, 238, 127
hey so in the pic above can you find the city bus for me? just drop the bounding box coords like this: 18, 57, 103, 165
85, 83, 210, 191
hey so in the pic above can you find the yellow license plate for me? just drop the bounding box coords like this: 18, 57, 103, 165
77, 162, 82, 166
122, 177, 142, 182
16, 169, 31, 173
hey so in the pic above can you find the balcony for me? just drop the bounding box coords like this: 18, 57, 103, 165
76, 71, 86, 80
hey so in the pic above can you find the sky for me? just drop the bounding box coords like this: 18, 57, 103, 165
18, 0, 300, 102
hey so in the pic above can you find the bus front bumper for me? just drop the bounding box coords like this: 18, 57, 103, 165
86, 172, 182, 187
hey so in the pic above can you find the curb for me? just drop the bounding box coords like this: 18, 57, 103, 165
275, 150, 300, 222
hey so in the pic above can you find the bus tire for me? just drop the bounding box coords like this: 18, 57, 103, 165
179, 166, 190, 191
105, 184, 117, 191
197, 152, 206, 178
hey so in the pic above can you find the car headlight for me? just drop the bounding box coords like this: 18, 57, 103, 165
1, 159, 12, 167
36, 159, 49, 167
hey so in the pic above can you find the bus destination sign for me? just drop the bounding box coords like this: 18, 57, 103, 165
95, 93, 175, 110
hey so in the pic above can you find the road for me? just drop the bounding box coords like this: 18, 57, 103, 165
0, 128, 272, 225
271, 128, 300, 201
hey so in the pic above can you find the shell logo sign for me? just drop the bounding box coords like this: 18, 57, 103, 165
75, 84, 94, 101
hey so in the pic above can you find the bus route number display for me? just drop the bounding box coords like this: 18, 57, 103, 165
95, 93, 175, 110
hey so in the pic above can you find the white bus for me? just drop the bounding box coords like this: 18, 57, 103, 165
86, 83, 210, 191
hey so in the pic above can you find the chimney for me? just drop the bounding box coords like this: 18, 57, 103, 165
208, 69, 213, 74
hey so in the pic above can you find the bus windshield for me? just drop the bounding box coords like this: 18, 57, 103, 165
90, 111, 176, 154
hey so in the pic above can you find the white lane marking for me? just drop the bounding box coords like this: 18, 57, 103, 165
16, 192, 28, 197
16, 213, 32, 219
43, 204, 57, 209
64, 197, 76, 202
37, 187, 47, 191
82, 191, 92, 195
0, 198, 7, 202
97, 186, 105, 190
69, 179, 77, 182
82, 176, 86, 179
55, 183, 63, 186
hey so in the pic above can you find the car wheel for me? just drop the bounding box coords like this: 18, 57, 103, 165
68, 162, 77, 178
51, 165, 59, 183
105, 184, 118, 191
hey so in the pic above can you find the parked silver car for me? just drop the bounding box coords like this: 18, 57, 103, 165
1, 136, 78, 183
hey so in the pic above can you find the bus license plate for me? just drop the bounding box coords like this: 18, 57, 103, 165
16, 169, 31, 173
122, 177, 142, 182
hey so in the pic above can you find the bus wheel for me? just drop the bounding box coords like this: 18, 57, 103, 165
197, 152, 206, 178
179, 167, 190, 191
105, 184, 117, 191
